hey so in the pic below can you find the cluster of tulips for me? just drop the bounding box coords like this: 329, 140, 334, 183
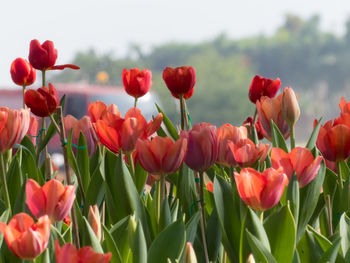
0, 39, 350, 263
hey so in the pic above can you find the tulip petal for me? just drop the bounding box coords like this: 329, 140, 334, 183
26, 179, 46, 218
271, 147, 293, 179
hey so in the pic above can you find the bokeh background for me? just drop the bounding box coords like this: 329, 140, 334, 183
1, 0, 350, 143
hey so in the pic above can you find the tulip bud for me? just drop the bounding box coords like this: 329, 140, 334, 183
183, 242, 198, 263
88, 205, 101, 241
128, 215, 137, 245
246, 254, 256, 263
282, 87, 300, 127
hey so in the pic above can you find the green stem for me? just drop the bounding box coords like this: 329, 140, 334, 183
134, 97, 138, 108
180, 95, 185, 130
156, 179, 161, 225
290, 124, 295, 150
42, 70, 46, 87
337, 161, 344, 193
252, 108, 258, 124
22, 86, 26, 109
0, 153, 11, 215
325, 194, 333, 236
160, 174, 166, 207
259, 211, 264, 223
127, 152, 135, 180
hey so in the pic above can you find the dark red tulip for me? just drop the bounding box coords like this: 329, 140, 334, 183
122, 68, 152, 98
163, 66, 196, 100
249, 75, 281, 103
10, 58, 36, 86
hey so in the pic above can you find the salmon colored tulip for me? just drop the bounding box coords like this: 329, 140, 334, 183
339, 97, 350, 114
316, 118, 350, 162
136, 136, 187, 176
24, 83, 60, 117
28, 39, 79, 71
231, 139, 270, 168
163, 66, 196, 99
271, 147, 323, 187
0, 107, 30, 153
206, 181, 214, 193
181, 123, 218, 172
88, 205, 101, 242
249, 75, 281, 103
282, 87, 300, 126
216, 124, 248, 167
184, 242, 198, 263
256, 94, 290, 141
26, 179, 75, 223
26, 116, 39, 146
55, 240, 111, 263
64, 115, 98, 157
94, 107, 162, 153
234, 167, 288, 211
122, 68, 152, 98
243, 116, 264, 140
10, 58, 36, 86
0, 213, 50, 259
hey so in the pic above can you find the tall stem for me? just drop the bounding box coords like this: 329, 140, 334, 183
22, 86, 26, 109
160, 174, 166, 206
290, 124, 295, 150
0, 153, 11, 215
134, 97, 138, 108
252, 108, 258, 124
56, 106, 80, 248
337, 161, 344, 193
180, 95, 185, 130
195, 171, 209, 263
325, 194, 333, 236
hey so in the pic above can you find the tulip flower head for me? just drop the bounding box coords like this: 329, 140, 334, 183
122, 68, 152, 99
0, 213, 50, 259
88, 205, 101, 242
10, 58, 36, 87
24, 83, 60, 117
26, 179, 75, 223
28, 39, 79, 71
249, 75, 281, 103
234, 167, 288, 211
136, 136, 187, 177
55, 240, 112, 263
282, 87, 300, 126
271, 147, 323, 187
181, 123, 218, 172
339, 97, 350, 114
163, 66, 196, 99
0, 107, 30, 153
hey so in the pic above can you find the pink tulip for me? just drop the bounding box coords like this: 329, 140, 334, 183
181, 123, 218, 172
26, 179, 75, 223
0, 213, 50, 259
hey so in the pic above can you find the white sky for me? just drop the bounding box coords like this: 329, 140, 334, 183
1, 0, 349, 86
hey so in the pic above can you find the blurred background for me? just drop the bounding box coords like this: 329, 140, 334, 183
1, 0, 350, 142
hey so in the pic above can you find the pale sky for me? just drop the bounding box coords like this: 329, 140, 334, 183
1, 0, 349, 86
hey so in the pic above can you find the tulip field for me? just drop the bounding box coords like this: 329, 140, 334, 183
1, 39, 350, 262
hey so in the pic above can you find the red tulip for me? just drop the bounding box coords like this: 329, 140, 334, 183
0, 108, 30, 153
94, 107, 162, 153
316, 119, 350, 162
10, 58, 36, 86
256, 94, 290, 141
88, 205, 101, 242
28, 39, 79, 71
136, 136, 187, 176
64, 115, 98, 157
181, 123, 218, 172
55, 240, 111, 263
339, 97, 350, 114
249, 75, 281, 103
234, 167, 288, 211
0, 213, 50, 259
122, 68, 152, 98
243, 116, 264, 140
231, 139, 270, 168
206, 181, 214, 193
216, 124, 248, 167
26, 116, 39, 146
26, 179, 75, 223
24, 83, 60, 117
271, 147, 323, 187
88, 101, 121, 123
163, 66, 196, 99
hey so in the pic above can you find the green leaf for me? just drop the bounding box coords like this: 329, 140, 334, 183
155, 103, 179, 140
6, 155, 22, 210
147, 220, 186, 263
132, 221, 147, 263
271, 120, 288, 153
159, 198, 171, 232
83, 217, 104, 253
296, 229, 323, 263
340, 213, 350, 261
76, 132, 90, 193
245, 208, 271, 251
264, 205, 296, 263
134, 161, 148, 195
287, 173, 300, 225
20, 145, 43, 185
102, 225, 123, 263
185, 212, 200, 244
246, 230, 277, 263
0, 209, 9, 247
207, 208, 222, 261
110, 216, 132, 262
84, 165, 105, 216
305, 117, 322, 150
318, 238, 341, 263
177, 164, 196, 217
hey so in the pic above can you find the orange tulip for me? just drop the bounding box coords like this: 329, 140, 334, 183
316, 119, 350, 162
88, 101, 121, 123
339, 97, 350, 114
88, 205, 101, 242
271, 147, 323, 187
64, 115, 98, 157
26, 179, 75, 223
0, 107, 30, 153
136, 136, 187, 176
55, 240, 111, 263
256, 94, 290, 141
234, 167, 288, 211
181, 123, 218, 172
231, 139, 270, 168
0, 213, 50, 259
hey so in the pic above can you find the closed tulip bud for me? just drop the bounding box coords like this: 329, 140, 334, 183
282, 87, 300, 126
88, 205, 101, 242
122, 68, 152, 98
183, 242, 198, 263
246, 254, 256, 263
0, 213, 51, 259
26, 179, 75, 223
163, 66, 196, 100
128, 215, 137, 245
55, 240, 111, 263
24, 83, 60, 117
10, 58, 36, 86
